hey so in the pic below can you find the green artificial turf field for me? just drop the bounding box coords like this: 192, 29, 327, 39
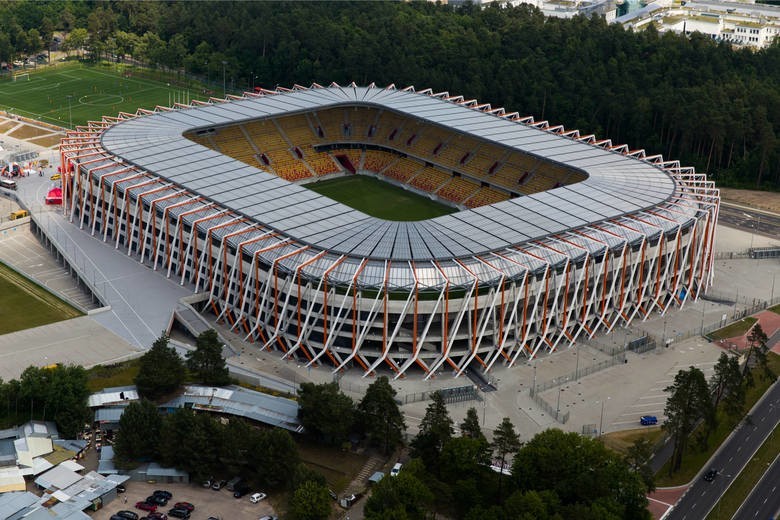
0, 262, 82, 335
0, 62, 207, 128
305, 175, 457, 221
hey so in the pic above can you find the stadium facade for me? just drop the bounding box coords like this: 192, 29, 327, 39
60, 83, 719, 379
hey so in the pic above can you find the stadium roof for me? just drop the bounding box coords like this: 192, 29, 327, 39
99, 85, 678, 264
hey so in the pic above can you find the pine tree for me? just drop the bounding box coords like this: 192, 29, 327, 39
411, 391, 454, 471
460, 407, 485, 440
358, 376, 406, 455
492, 417, 522, 503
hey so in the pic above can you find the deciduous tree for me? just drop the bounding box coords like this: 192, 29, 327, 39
365, 469, 434, 520
114, 399, 161, 465
298, 382, 354, 445
288, 480, 332, 520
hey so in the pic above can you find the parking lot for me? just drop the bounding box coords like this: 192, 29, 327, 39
91, 481, 277, 520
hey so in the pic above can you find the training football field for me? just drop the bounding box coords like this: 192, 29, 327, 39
0, 62, 207, 128
305, 175, 457, 221
0, 262, 82, 335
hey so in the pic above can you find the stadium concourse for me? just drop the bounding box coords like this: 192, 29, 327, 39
58, 83, 719, 382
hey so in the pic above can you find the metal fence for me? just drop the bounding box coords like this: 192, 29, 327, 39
530, 389, 570, 424
749, 247, 780, 259
530, 352, 627, 398
628, 336, 657, 355
399, 385, 482, 405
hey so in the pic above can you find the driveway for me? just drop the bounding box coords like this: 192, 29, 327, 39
91, 480, 277, 520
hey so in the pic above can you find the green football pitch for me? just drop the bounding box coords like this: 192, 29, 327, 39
0, 62, 208, 128
0, 262, 82, 335
305, 175, 457, 221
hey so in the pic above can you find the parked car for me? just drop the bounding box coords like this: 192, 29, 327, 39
202, 477, 214, 488
233, 484, 249, 498
703, 468, 719, 482
390, 462, 403, 477
153, 490, 173, 500
116, 484, 126, 493
258, 516, 279, 520
146, 495, 168, 506
249, 492, 267, 503
173, 502, 194, 512
135, 502, 157, 512
111, 516, 127, 520
640, 415, 658, 426
211, 479, 227, 490
142, 514, 168, 520
167, 508, 190, 519
116, 512, 139, 520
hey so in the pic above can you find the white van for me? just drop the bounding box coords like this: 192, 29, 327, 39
390, 463, 402, 477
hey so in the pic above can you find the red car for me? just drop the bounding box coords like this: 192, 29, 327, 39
135, 502, 157, 512
173, 502, 194, 512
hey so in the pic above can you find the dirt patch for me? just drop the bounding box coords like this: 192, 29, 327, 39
29, 135, 63, 148
0, 120, 18, 132
720, 188, 780, 214
8, 124, 53, 139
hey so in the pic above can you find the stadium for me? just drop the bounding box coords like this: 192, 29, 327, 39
59, 83, 719, 379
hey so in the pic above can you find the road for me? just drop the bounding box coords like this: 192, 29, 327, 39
718, 204, 780, 245
665, 380, 780, 520
732, 453, 780, 520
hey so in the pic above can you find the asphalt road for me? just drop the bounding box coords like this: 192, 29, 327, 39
718, 204, 780, 245
665, 379, 780, 520
732, 452, 780, 520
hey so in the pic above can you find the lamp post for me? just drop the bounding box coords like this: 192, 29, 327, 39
222, 60, 227, 97
575, 345, 580, 381
598, 396, 610, 437
662, 319, 667, 346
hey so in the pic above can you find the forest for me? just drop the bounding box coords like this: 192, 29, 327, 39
0, 0, 778, 189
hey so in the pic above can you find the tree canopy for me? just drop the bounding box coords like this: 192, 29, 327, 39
186, 329, 231, 386
1, 1, 777, 188
297, 382, 354, 445
134, 333, 185, 400
663, 366, 715, 473
410, 391, 454, 472
358, 376, 406, 455
114, 399, 161, 465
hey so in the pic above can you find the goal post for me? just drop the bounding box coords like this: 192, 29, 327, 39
12, 73, 30, 82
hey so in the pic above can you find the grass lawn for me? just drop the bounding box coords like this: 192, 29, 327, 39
297, 442, 369, 493
0, 61, 208, 128
602, 427, 665, 455
707, 317, 757, 340
85, 359, 141, 392
705, 422, 780, 520
769, 303, 780, 314
655, 352, 780, 486
305, 175, 457, 221
0, 261, 82, 334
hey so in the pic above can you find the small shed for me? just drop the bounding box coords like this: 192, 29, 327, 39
368, 471, 385, 484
